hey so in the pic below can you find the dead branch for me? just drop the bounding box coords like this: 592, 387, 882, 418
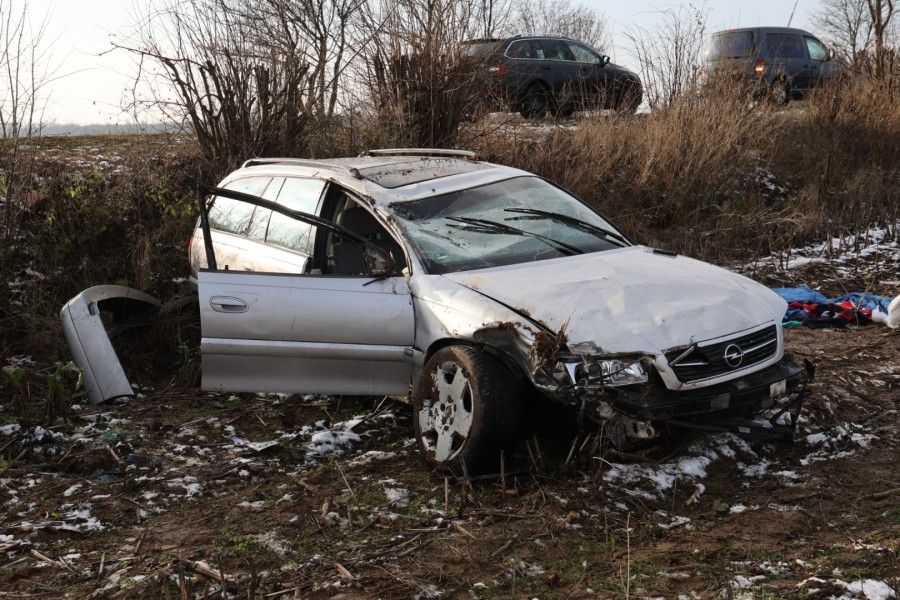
870, 486, 900, 499
490, 534, 518, 557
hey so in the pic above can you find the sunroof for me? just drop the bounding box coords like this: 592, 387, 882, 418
357, 158, 495, 189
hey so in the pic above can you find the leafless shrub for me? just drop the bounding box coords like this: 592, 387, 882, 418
361, 0, 498, 148
117, 0, 363, 170
624, 3, 709, 110
813, 0, 877, 68
0, 0, 51, 279
866, 0, 897, 80
506, 0, 611, 51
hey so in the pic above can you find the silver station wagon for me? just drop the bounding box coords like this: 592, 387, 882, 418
63, 149, 808, 474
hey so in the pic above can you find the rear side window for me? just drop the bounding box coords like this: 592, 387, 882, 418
208, 177, 272, 235
540, 39, 573, 61
265, 178, 326, 253
245, 178, 284, 242
507, 39, 542, 59
765, 34, 806, 59
707, 32, 754, 60
462, 41, 500, 58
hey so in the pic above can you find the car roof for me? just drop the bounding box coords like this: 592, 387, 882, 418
465, 34, 586, 44
711, 26, 818, 37
220, 150, 533, 207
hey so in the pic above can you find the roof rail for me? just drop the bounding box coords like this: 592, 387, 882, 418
360, 148, 486, 161
239, 157, 355, 174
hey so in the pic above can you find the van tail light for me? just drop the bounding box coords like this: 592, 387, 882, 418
754, 60, 766, 76
700, 66, 707, 83
487, 63, 506, 77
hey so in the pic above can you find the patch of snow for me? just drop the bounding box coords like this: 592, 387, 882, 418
659, 516, 691, 530
839, 579, 897, 600
0, 423, 21, 435
307, 430, 361, 457
383, 486, 409, 507
348, 450, 397, 466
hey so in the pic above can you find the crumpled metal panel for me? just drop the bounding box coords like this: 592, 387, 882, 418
441, 246, 788, 390
60, 285, 161, 404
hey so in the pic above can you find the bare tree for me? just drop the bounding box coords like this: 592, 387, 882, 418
361, 0, 507, 147
866, 0, 896, 79
625, 3, 709, 109
117, 0, 363, 168
1, 0, 51, 274
812, 0, 874, 68
241, 0, 362, 118
506, 0, 611, 51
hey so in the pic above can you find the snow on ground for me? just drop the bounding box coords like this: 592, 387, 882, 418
739, 221, 900, 279
1, 381, 894, 597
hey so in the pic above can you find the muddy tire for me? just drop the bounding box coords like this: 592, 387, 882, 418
615, 81, 642, 114
553, 103, 576, 119
520, 83, 548, 119
412, 345, 521, 475
772, 79, 790, 106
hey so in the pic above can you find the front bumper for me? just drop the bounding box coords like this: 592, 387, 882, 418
537, 354, 809, 444
608, 354, 807, 423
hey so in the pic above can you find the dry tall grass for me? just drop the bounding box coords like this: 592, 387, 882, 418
2, 74, 899, 364
468, 75, 900, 263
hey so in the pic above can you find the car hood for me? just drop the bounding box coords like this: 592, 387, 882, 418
440, 246, 786, 354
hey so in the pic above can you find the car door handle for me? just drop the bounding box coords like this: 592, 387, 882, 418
209, 296, 249, 313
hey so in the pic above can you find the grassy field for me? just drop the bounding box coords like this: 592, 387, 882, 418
0, 79, 898, 598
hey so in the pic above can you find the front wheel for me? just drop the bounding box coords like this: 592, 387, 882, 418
615, 81, 642, 113
519, 84, 548, 119
412, 346, 521, 475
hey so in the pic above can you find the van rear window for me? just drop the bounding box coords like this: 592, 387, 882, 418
707, 32, 754, 60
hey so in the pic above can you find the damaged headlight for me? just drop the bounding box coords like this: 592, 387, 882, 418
552, 356, 650, 387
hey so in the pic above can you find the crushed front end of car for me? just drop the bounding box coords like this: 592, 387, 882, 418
432, 244, 813, 449
531, 327, 810, 447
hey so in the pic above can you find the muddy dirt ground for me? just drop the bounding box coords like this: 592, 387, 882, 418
0, 319, 898, 599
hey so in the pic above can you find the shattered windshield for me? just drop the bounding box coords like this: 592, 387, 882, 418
390, 176, 629, 274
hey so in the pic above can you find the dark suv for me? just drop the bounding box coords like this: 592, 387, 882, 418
463, 35, 643, 117
704, 27, 846, 104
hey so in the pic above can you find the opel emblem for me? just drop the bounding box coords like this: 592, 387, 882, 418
723, 343, 744, 368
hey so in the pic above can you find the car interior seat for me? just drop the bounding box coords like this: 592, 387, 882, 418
332, 206, 406, 275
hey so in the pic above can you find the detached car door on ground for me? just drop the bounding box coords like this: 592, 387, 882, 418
198, 182, 416, 397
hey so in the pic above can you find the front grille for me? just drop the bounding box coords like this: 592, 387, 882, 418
666, 325, 778, 383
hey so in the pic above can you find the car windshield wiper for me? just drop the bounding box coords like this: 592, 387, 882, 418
504, 207, 629, 247
445, 216, 584, 256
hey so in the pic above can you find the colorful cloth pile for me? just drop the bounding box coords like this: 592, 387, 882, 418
771, 286, 899, 328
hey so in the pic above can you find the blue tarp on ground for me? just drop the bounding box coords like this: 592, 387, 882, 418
771, 286, 895, 328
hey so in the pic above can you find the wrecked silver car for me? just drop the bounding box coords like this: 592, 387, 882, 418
63, 149, 808, 474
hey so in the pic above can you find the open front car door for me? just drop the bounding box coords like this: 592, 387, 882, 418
195, 185, 415, 396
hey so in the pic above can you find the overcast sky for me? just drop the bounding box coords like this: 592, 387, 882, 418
25, 0, 817, 125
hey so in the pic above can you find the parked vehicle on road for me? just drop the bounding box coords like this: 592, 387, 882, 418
63, 149, 808, 475
703, 26, 846, 104
463, 35, 643, 117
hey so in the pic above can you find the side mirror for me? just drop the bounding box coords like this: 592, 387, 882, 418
600, 54, 611, 67
827, 48, 835, 61
364, 245, 397, 279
